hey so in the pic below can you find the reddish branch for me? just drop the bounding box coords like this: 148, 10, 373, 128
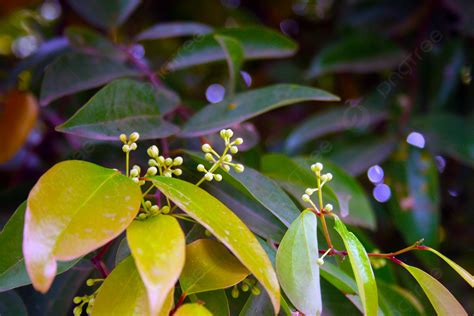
91, 240, 113, 277
169, 293, 187, 315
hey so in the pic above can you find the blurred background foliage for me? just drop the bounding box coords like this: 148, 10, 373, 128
0, 0, 473, 314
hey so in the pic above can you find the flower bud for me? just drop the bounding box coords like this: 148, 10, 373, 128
325, 173, 333, 181
311, 162, 323, 172
302, 194, 311, 202
73, 296, 82, 304
214, 174, 222, 181
119, 134, 127, 143
161, 206, 170, 214
86, 279, 94, 286
251, 286, 261, 296
241, 283, 249, 292
325, 204, 333, 212
204, 172, 214, 181
163, 171, 172, 177
225, 129, 234, 138
305, 188, 316, 195
122, 144, 130, 152
220, 129, 227, 139
202, 144, 212, 153
129, 132, 140, 142
157, 156, 165, 164
234, 137, 243, 145
173, 156, 183, 165
320, 174, 328, 182
73, 306, 83, 316
145, 200, 152, 208
138, 213, 147, 220
234, 164, 245, 173
130, 143, 137, 150
230, 146, 238, 154
165, 157, 173, 165
204, 153, 214, 161
132, 177, 139, 183
231, 286, 239, 298
317, 258, 325, 266
146, 167, 157, 176
222, 164, 230, 172
150, 205, 159, 213
148, 159, 157, 167
130, 169, 139, 177
223, 154, 232, 162
197, 164, 206, 172
173, 169, 182, 176
147, 145, 159, 157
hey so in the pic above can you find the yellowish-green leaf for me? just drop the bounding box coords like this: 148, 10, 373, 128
276, 210, 322, 316
158, 288, 175, 316
180, 239, 249, 294
174, 303, 212, 316
91, 256, 150, 316
150, 176, 280, 313
424, 247, 474, 287
127, 215, 185, 315
24, 160, 141, 293
333, 216, 378, 316
401, 263, 467, 316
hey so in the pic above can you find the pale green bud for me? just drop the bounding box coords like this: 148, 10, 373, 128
119, 134, 127, 143
145, 200, 152, 208
305, 188, 316, 195
241, 283, 249, 292
202, 144, 212, 153
325, 173, 333, 181
138, 213, 147, 220
147, 145, 159, 157
311, 162, 323, 172
132, 177, 139, 183
163, 171, 172, 177
122, 144, 130, 152
251, 286, 261, 296
204, 153, 214, 161
222, 164, 230, 172
320, 174, 328, 182
220, 129, 227, 139
173, 156, 183, 165
204, 172, 214, 181
157, 156, 165, 164
165, 157, 173, 165
234, 137, 243, 145
73, 296, 82, 304
230, 146, 238, 154
130, 142, 137, 150
317, 258, 325, 266
302, 194, 311, 202
225, 129, 234, 138
129, 132, 140, 142
173, 169, 182, 176
148, 159, 157, 167
223, 154, 232, 162
161, 206, 170, 214
234, 164, 244, 173
146, 167, 158, 176
197, 164, 206, 172
130, 169, 139, 177
73, 306, 82, 316
231, 286, 239, 298
150, 205, 159, 213
214, 174, 222, 181
325, 204, 333, 212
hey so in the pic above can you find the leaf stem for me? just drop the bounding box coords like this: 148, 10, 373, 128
169, 292, 187, 315
125, 151, 130, 177
317, 241, 426, 258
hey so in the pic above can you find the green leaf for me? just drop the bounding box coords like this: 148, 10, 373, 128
66, 0, 141, 30
174, 303, 212, 316
204, 181, 286, 241
0, 202, 78, 292
0, 290, 27, 316
276, 211, 322, 316
307, 32, 405, 78
401, 263, 468, 316
319, 261, 357, 295
285, 102, 387, 153
180, 239, 248, 294
185, 150, 300, 228
261, 154, 376, 229
40, 52, 138, 105
215, 35, 244, 96
410, 113, 474, 167
92, 256, 150, 316
424, 247, 474, 287
333, 216, 378, 316
115, 237, 130, 266
56, 79, 179, 140
180, 84, 339, 137
24, 160, 141, 293
167, 26, 297, 71
65, 26, 127, 60
239, 287, 276, 316
127, 215, 185, 315
150, 176, 280, 313
136, 22, 213, 41
387, 147, 440, 247
189, 290, 229, 316
378, 281, 424, 316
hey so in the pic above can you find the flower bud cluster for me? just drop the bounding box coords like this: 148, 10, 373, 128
147, 145, 183, 178
138, 200, 170, 220
197, 129, 244, 182
129, 165, 145, 185
72, 279, 103, 315
231, 278, 261, 299
120, 132, 140, 153
301, 162, 334, 213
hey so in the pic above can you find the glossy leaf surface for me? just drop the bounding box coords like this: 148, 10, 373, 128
215, 34, 244, 95
425, 247, 474, 287
402, 263, 467, 316
180, 239, 249, 294
276, 210, 322, 316
0, 289, 27, 315
174, 303, 212, 316
92, 256, 150, 316
333, 216, 378, 316
24, 160, 141, 292
136, 22, 213, 41
190, 290, 229, 316
167, 26, 297, 70
180, 84, 339, 137
40, 52, 138, 105
56, 79, 179, 140
307, 32, 404, 78
127, 215, 185, 315
150, 176, 280, 312
0, 202, 79, 292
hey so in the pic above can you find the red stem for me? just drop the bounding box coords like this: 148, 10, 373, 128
169, 293, 186, 315
91, 240, 113, 277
